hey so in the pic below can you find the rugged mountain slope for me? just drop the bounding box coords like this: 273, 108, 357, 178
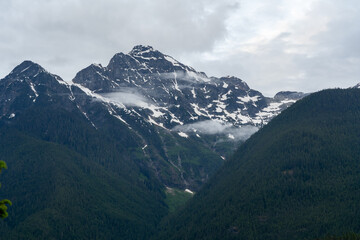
73, 45, 305, 130
72, 45, 306, 158
0, 60, 223, 191
0, 61, 224, 239
156, 89, 360, 240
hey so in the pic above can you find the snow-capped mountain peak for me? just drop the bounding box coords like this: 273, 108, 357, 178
129, 45, 156, 56
72, 46, 307, 133
1, 47, 306, 146
7, 60, 45, 79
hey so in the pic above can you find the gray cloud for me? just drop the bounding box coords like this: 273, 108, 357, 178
0, 0, 236, 81
0, 0, 359, 96
173, 120, 258, 141
181, 0, 360, 96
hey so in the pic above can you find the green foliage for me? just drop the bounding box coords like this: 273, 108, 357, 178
0, 199, 12, 219
159, 130, 223, 190
0, 160, 7, 173
164, 188, 193, 213
155, 89, 360, 240
198, 134, 246, 159
0, 160, 12, 219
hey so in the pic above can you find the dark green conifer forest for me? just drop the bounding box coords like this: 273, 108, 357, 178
155, 89, 360, 240
2, 88, 360, 239
0, 105, 169, 239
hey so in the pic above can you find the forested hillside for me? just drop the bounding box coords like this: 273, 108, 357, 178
0, 114, 167, 239
155, 89, 360, 240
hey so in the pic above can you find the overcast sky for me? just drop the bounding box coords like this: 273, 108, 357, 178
1, 0, 359, 96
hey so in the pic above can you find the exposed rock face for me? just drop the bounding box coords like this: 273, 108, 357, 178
274, 91, 307, 101
73, 45, 306, 129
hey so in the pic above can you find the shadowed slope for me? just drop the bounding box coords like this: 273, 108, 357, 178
156, 89, 360, 240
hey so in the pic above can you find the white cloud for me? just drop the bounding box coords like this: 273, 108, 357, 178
173, 120, 258, 141
102, 89, 152, 108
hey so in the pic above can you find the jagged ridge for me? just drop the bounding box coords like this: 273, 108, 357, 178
73, 45, 306, 133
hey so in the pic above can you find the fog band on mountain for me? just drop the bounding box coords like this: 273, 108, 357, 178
102, 89, 154, 108
173, 120, 258, 141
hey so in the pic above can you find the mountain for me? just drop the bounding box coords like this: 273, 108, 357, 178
0, 46, 305, 239
0, 60, 224, 191
73, 45, 305, 129
155, 89, 360, 240
0, 60, 223, 239
72, 45, 306, 156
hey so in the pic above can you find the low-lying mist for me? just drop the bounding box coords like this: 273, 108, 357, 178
173, 120, 258, 141
102, 88, 153, 108
157, 70, 209, 83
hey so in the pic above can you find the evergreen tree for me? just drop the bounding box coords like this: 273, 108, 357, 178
0, 160, 11, 219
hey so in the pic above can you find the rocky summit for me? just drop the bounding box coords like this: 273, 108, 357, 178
73, 45, 306, 133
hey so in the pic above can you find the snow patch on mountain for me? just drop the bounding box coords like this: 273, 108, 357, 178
164, 55, 181, 66
28, 82, 39, 102
238, 95, 260, 103
178, 132, 189, 138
